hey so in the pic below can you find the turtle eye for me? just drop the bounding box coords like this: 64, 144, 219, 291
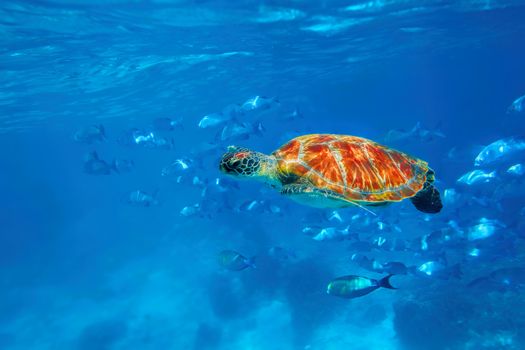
230, 160, 241, 168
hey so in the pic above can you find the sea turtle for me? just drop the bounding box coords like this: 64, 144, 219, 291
219, 134, 442, 213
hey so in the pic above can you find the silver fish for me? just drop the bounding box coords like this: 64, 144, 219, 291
124, 190, 159, 207
83, 151, 116, 175
507, 94, 525, 114
305, 226, 352, 241
161, 158, 193, 177
385, 122, 445, 143
218, 121, 264, 142
114, 159, 135, 173
467, 217, 505, 241
198, 113, 230, 129
416, 261, 462, 279
120, 128, 174, 150
268, 246, 297, 261
468, 267, 525, 291
74, 124, 106, 144
507, 163, 524, 176
457, 169, 496, 185
443, 188, 460, 206
240, 95, 279, 113
180, 203, 201, 217
474, 138, 525, 166
152, 117, 183, 131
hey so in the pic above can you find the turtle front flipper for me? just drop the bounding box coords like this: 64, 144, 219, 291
281, 184, 353, 208
410, 170, 443, 213
410, 184, 442, 213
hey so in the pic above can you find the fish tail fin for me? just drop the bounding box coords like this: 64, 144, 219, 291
433, 121, 446, 138
177, 121, 185, 131
85, 151, 99, 162
246, 256, 256, 269
407, 266, 418, 275
152, 189, 160, 205
378, 274, 397, 289
112, 159, 120, 174
254, 122, 265, 137
411, 121, 422, 133
451, 263, 463, 279
467, 276, 488, 288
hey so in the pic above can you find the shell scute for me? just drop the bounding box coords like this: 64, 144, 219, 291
274, 134, 430, 203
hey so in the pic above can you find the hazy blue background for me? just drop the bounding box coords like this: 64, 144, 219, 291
1, 1, 525, 349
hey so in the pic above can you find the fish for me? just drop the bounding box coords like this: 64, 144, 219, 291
468, 267, 525, 291
74, 124, 106, 144
507, 163, 524, 176
234, 200, 280, 215
119, 128, 174, 149
147, 135, 174, 150
113, 159, 135, 173
467, 217, 505, 241
447, 220, 465, 236
222, 104, 243, 119
457, 169, 496, 185
507, 94, 525, 114
124, 190, 159, 207
217, 250, 255, 271
198, 113, 230, 129
347, 240, 375, 252
133, 129, 155, 146
282, 107, 303, 121
474, 138, 525, 166
467, 248, 481, 257
326, 274, 397, 299
352, 255, 410, 275
350, 254, 379, 272
328, 210, 343, 223
152, 117, 183, 131
161, 158, 193, 177
83, 151, 116, 175
240, 95, 279, 113
442, 188, 460, 206
415, 261, 462, 279
218, 121, 264, 142
304, 226, 352, 241
381, 262, 410, 275
180, 203, 201, 217
268, 246, 297, 261
351, 253, 410, 275
384, 122, 445, 144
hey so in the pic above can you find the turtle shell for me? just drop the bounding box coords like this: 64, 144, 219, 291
272, 134, 429, 203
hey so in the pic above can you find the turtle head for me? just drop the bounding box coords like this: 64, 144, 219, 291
219, 146, 268, 178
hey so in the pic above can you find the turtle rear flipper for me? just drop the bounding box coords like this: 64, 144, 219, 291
410, 184, 442, 213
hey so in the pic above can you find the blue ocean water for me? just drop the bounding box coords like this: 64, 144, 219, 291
1, 0, 525, 349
